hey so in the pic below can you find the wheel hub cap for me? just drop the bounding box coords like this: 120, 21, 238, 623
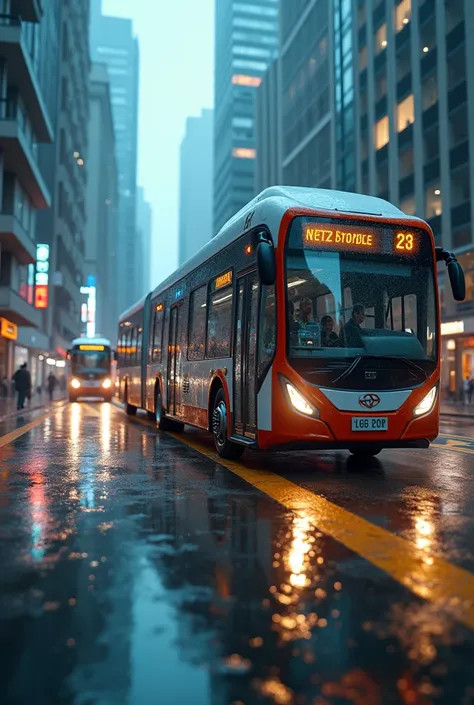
212, 401, 227, 444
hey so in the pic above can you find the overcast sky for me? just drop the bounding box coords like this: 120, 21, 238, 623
102, 0, 215, 289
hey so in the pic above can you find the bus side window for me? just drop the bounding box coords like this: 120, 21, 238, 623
258, 284, 276, 376
188, 286, 206, 361
207, 285, 233, 358
137, 327, 142, 365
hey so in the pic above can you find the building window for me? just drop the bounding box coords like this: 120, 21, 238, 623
425, 183, 442, 218
374, 115, 389, 149
151, 305, 164, 362
375, 24, 387, 54
422, 74, 437, 111
188, 286, 207, 361
397, 94, 414, 132
449, 104, 468, 148
451, 164, 470, 209
420, 17, 436, 55
447, 44, 466, 89
446, 0, 464, 33
207, 285, 233, 358
395, 0, 411, 32
396, 47, 411, 82
424, 126, 438, 163
399, 194, 416, 215
399, 146, 414, 179
375, 69, 387, 101
359, 46, 367, 71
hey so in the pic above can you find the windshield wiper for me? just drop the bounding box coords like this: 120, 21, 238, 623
333, 355, 428, 384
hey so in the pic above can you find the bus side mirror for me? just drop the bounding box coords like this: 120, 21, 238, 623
114, 351, 118, 361
257, 241, 276, 286
436, 247, 466, 301
448, 260, 465, 301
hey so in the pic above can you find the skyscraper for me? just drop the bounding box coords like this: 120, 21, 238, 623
255, 59, 280, 192
280, 0, 333, 190
213, 0, 279, 234
136, 186, 152, 294
179, 109, 213, 265
85, 62, 119, 341
0, 0, 55, 381
350, 0, 472, 395
89, 0, 140, 314
33, 0, 90, 358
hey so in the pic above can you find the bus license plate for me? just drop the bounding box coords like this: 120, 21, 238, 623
352, 417, 388, 432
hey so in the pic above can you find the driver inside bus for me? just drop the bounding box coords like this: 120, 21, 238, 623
342, 304, 365, 347
321, 315, 339, 347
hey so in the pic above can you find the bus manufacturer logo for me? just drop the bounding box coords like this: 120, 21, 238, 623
358, 393, 380, 409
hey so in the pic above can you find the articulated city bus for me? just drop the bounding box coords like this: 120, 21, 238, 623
67, 337, 115, 402
116, 186, 465, 459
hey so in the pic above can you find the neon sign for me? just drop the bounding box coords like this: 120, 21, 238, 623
35, 244, 49, 308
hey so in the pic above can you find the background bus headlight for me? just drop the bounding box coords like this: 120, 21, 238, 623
102, 379, 112, 389
284, 380, 318, 417
413, 387, 437, 417
71, 379, 81, 389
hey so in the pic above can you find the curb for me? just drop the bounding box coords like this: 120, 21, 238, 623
0, 399, 66, 424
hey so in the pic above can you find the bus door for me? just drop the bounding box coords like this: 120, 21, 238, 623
233, 272, 259, 438
167, 305, 181, 415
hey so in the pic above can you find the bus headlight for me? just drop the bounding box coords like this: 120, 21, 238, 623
102, 379, 112, 389
71, 379, 81, 389
413, 386, 437, 417
283, 380, 318, 417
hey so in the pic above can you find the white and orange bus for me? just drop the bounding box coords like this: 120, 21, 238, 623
67, 337, 115, 402
116, 186, 465, 459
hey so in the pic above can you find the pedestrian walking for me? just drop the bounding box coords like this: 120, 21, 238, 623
463, 375, 470, 405
47, 372, 57, 402
469, 377, 474, 405
12, 363, 32, 410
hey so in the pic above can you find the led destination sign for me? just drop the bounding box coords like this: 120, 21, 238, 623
303, 224, 421, 256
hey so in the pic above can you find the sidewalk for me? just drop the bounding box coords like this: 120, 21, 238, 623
440, 401, 474, 418
0, 392, 65, 422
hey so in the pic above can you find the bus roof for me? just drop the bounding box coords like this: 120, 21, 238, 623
71, 337, 111, 347
119, 186, 422, 322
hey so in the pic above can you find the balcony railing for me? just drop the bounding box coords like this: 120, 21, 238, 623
0, 13, 40, 68
0, 96, 38, 157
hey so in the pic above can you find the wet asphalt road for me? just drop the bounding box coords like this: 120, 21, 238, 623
0, 402, 474, 705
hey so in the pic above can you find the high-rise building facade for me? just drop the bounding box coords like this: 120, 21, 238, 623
280, 0, 333, 190
351, 0, 471, 395
136, 186, 152, 294
179, 109, 213, 265
255, 59, 280, 192
213, 0, 279, 233
89, 0, 140, 314
36, 0, 90, 356
85, 62, 118, 342
0, 0, 55, 380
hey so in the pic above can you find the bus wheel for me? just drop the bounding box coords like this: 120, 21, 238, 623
69, 395, 77, 403
155, 388, 183, 431
349, 447, 382, 458
212, 388, 244, 460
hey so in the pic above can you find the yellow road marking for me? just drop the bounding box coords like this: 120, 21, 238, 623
0, 402, 66, 449
166, 430, 474, 631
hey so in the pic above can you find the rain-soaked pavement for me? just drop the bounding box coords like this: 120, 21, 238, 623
0, 401, 474, 705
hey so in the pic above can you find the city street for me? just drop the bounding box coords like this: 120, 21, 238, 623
0, 403, 473, 704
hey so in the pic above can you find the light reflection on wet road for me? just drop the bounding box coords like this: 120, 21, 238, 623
0, 402, 473, 704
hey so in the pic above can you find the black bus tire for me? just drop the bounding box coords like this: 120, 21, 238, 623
212, 388, 244, 460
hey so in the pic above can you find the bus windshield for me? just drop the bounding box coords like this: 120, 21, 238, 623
71, 349, 111, 376
285, 217, 437, 385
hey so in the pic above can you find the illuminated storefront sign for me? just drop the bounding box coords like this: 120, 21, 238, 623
81, 275, 96, 338
0, 318, 18, 340
232, 74, 262, 87
441, 321, 464, 336
35, 244, 50, 308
